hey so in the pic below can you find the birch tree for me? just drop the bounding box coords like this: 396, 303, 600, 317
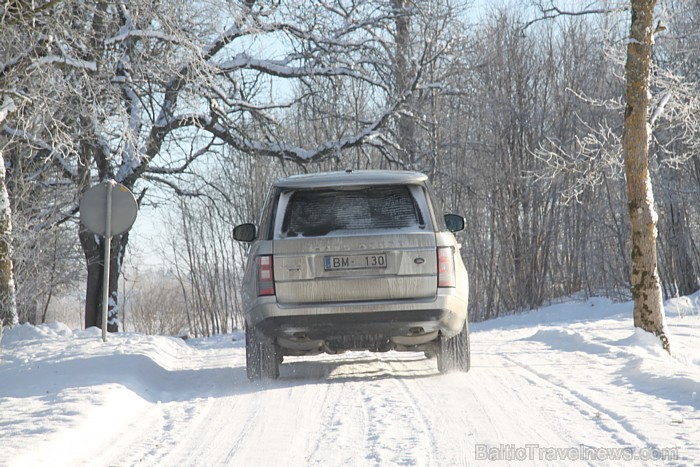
0, 96, 17, 330
623, 0, 669, 351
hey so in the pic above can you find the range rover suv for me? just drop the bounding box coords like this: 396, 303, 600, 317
233, 170, 470, 380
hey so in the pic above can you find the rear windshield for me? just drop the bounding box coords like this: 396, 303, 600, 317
279, 185, 425, 238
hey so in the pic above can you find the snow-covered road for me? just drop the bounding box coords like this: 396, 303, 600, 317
2, 297, 699, 466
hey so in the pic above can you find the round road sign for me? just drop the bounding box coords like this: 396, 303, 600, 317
80, 181, 138, 236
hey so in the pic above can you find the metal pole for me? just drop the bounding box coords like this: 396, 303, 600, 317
101, 181, 113, 342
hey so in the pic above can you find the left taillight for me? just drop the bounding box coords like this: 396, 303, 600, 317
437, 247, 456, 288
256, 255, 275, 296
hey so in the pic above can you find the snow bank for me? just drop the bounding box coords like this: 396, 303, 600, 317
1, 321, 76, 345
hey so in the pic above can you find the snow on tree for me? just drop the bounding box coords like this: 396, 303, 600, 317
1, 0, 448, 331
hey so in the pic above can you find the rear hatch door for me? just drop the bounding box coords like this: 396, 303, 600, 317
272, 185, 438, 304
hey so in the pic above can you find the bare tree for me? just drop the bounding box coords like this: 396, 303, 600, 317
648, 1, 700, 298
125, 272, 189, 336
2, 0, 441, 332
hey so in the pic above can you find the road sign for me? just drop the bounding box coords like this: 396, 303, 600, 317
80, 181, 138, 236
79, 181, 138, 342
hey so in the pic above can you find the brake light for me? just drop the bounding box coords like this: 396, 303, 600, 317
437, 247, 456, 288
257, 255, 275, 296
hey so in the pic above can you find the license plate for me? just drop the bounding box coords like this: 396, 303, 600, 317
324, 253, 387, 271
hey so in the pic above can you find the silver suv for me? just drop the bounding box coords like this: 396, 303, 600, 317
233, 170, 470, 380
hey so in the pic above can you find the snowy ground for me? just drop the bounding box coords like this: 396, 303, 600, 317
1, 296, 699, 466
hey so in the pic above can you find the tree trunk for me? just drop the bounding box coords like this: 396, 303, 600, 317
0, 153, 17, 329
0, 97, 18, 329
79, 226, 126, 332
392, 0, 418, 169
623, 0, 670, 351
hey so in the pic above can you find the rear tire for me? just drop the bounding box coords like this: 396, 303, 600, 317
245, 325, 262, 381
437, 321, 470, 373
245, 325, 280, 381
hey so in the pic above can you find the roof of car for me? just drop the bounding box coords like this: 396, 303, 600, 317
274, 170, 428, 189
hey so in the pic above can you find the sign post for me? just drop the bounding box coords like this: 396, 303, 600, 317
100, 182, 113, 342
79, 181, 138, 342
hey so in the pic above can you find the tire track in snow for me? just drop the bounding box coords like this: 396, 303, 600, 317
390, 376, 439, 466
123, 395, 245, 466
220, 376, 342, 465
384, 356, 475, 466
219, 394, 265, 464
105, 342, 265, 466
101, 328, 679, 466
85, 398, 169, 466
500, 352, 660, 451
302, 371, 367, 466
86, 340, 241, 467
395, 341, 608, 466
389, 361, 444, 465
282, 353, 440, 466
351, 355, 436, 466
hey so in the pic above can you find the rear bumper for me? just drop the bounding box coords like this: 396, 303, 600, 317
246, 292, 467, 352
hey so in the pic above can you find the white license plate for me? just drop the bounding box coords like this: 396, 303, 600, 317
324, 253, 387, 271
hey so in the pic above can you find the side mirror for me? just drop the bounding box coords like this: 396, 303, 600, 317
444, 214, 465, 232
233, 223, 257, 242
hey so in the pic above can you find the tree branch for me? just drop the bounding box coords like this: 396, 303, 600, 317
522, 2, 628, 31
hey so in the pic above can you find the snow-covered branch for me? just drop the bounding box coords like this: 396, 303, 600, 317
146, 139, 216, 176
105, 29, 185, 47
31, 56, 97, 72
141, 174, 204, 198
216, 54, 385, 89
1, 125, 78, 180
115, 63, 144, 182
522, 2, 629, 31
200, 97, 397, 164
649, 91, 671, 128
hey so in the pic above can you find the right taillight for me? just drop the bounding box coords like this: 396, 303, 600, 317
437, 247, 456, 288
256, 255, 275, 296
